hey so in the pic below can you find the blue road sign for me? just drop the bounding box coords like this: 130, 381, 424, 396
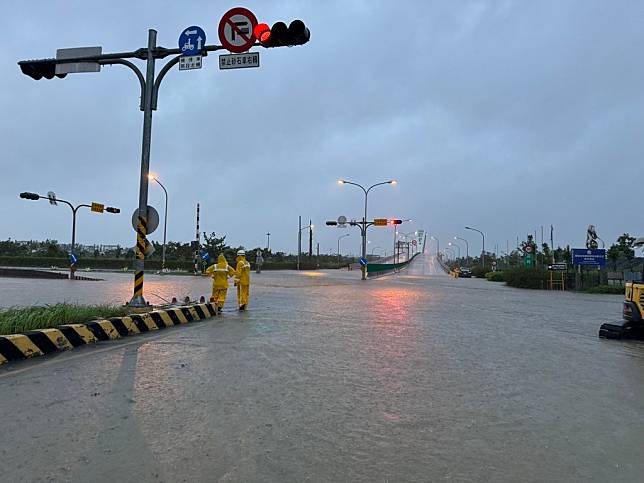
572, 248, 606, 267
359, 257, 368, 266
201, 251, 209, 261
179, 26, 206, 56
69, 253, 78, 264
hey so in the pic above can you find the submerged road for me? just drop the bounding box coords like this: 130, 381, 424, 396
1, 256, 643, 482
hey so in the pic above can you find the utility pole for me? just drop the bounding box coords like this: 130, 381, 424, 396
193, 203, 200, 274
266, 232, 271, 251
297, 216, 302, 270
308, 219, 313, 258
337, 233, 349, 268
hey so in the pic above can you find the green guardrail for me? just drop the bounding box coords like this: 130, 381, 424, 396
367, 253, 420, 277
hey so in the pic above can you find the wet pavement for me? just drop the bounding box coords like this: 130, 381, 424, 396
1, 256, 643, 482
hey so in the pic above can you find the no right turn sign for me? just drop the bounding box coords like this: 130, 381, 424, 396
218, 7, 258, 53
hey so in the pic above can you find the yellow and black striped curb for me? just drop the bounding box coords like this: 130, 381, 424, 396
0, 303, 217, 366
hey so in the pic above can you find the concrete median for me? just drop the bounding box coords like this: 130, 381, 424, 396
0, 303, 217, 365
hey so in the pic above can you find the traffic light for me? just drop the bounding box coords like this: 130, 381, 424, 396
19, 60, 66, 80
388, 219, 403, 225
105, 207, 120, 214
326, 221, 338, 226
19, 192, 40, 200
255, 20, 310, 47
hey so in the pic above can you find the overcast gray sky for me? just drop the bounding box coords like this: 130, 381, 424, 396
1, 0, 643, 257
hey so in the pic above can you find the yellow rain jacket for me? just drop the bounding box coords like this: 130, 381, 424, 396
235, 255, 251, 285
206, 255, 234, 289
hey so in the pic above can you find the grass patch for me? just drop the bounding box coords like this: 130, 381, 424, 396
584, 285, 625, 295
485, 271, 505, 282
0, 303, 131, 335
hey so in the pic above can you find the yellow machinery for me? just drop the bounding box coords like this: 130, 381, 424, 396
599, 282, 644, 339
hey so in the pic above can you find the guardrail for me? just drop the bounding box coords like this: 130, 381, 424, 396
366, 253, 420, 278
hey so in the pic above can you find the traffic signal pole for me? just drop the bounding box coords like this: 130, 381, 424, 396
19, 192, 119, 280
20, 21, 310, 304
20, 33, 240, 305
131, 29, 157, 306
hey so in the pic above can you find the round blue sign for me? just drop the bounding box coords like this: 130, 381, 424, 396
178, 26, 206, 56
359, 257, 368, 266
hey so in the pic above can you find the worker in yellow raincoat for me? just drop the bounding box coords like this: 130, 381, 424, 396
234, 250, 251, 310
205, 254, 235, 312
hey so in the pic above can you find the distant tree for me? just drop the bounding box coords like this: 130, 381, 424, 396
43, 239, 64, 258
607, 245, 621, 269
164, 241, 193, 261
541, 243, 552, 262
0, 239, 24, 256
616, 233, 635, 260
202, 232, 228, 260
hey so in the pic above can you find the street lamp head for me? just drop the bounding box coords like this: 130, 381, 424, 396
465, 226, 471, 230
337, 179, 345, 185
389, 179, 397, 185
148, 174, 156, 181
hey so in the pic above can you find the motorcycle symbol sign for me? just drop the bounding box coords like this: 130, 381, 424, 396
178, 26, 206, 56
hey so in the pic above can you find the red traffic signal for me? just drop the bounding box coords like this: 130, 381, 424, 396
253, 23, 271, 43
105, 207, 120, 214
19, 192, 40, 200
257, 20, 310, 48
388, 219, 403, 225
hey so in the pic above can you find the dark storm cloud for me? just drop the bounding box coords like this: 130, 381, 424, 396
1, 0, 642, 257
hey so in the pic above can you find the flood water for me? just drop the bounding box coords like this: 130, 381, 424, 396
1, 256, 642, 482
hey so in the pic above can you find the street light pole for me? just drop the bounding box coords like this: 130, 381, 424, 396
449, 241, 461, 260
392, 218, 412, 265
297, 218, 313, 270
338, 178, 396, 280
465, 226, 485, 267
337, 233, 349, 268
455, 236, 469, 264
431, 236, 440, 256
298, 216, 301, 270
149, 175, 168, 273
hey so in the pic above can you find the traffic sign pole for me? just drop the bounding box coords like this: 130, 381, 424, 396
130, 29, 157, 307
18, 7, 309, 301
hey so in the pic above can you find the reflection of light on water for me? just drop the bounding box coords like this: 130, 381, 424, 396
300, 271, 326, 277
369, 287, 424, 324
365, 287, 427, 423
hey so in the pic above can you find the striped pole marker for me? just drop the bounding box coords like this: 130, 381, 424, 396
194, 203, 200, 274
133, 215, 148, 300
